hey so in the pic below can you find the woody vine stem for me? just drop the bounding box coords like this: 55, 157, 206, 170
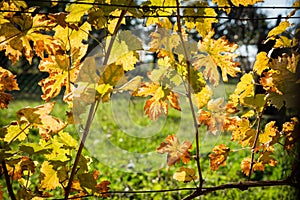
175, 0, 204, 190
63, 2, 132, 198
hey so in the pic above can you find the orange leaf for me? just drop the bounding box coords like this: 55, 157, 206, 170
17, 102, 66, 137
167, 91, 181, 111
241, 157, 251, 176
0, 67, 19, 109
144, 98, 168, 120
193, 30, 240, 86
282, 117, 300, 151
209, 144, 230, 170
157, 134, 192, 166
95, 180, 111, 197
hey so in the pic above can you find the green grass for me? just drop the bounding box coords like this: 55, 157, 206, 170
0, 88, 297, 199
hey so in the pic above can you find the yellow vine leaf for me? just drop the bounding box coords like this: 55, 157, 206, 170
149, 27, 180, 54
4, 121, 29, 143
145, 0, 176, 26
260, 70, 283, 95
88, 7, 107, 29
193, 31, 240, 86
173, 167, 197, 183
39, 161, 61, 190
274, 36, 292, 48
231, 118, 256, 147
240, 129, 256, 147
209, 144, 230, 170
258, 151, 277, 167
192, 85, 212, 109
182, 2, 218, 36
105, 31, 141, 71
267, 21, 290, 38
39, 134, 72, 162
253, 52, 269, 76
243, 94, 267, 112
259, 121, 279, 146
97, 63, 124, 102
0, 1, 27, 20
16, 102, 66, 138
212, 0, 263, 14
157, 134, 192, 166
0, 12, 59, 64
133, 82, 181, 120
107, 10, 126, 34
212, 0, 231, 14
229, 73, 255, 105
65, 0, 94, 23
0, 67, 19, 109
38, 54, 82, 102
53, 21, 91, 51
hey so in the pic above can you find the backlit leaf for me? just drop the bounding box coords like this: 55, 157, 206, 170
144, 98, 168, 120
65, 0, 94, 23
192, 85, 212, 109
39, 161, 60, 190
209, 144, 230, 170
173, 167, 197, 183
17, 102, 66, 137
241, 157, 251, 176
0, 13, 59, 63
198, 98, 226, 134
4, 122, 29, 143
267, 21, 290, 38
229, 73, 255, 105
259, 121, 279, 146
193, 31, 240, 86
38, 53, 82, 102
157, 134, 192, 166
253, 52, 269, 76
19, 143, 51, 155
0, 67, 19, 109
258, 151, 277, 167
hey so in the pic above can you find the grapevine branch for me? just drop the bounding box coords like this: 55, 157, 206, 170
56, 177, 295, 199
182, 177, 294, 200
248, 102, 267, 180
175, 0, 204, 189
2, 160, 16, 200
63, 1, 132, 199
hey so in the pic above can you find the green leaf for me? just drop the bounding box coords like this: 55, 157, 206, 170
118, 30, 143, 51
244, 94, 266, 112
19, 143, 51, 155
78, 173, 97, 193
